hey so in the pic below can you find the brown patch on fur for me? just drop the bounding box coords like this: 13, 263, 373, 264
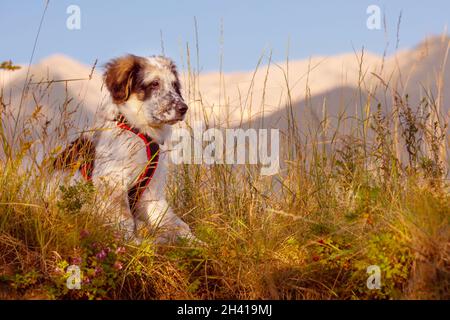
53, 137, 95, 172
104, 55, 146, 104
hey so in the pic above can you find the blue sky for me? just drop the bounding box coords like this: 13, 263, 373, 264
0, 1, 449, 72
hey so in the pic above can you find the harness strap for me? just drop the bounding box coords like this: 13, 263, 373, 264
116, 115, 160, 213
79, 114, 160, 214
80, 162, 94, 181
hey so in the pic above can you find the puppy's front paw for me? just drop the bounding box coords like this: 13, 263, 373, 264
178, 232, 206, 247
154, 222, 205, 246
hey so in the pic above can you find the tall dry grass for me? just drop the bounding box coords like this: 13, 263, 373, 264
0, 30, 449, 299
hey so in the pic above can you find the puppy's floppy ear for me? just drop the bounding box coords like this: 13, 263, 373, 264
104, 54, 144, 104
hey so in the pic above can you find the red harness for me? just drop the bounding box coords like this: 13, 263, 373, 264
80, 115, 160, 213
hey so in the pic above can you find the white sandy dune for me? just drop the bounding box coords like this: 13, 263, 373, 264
191, 35, 450, 131
1, 35, 449, 142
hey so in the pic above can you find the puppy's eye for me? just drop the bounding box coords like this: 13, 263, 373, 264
149, 80, 160, 89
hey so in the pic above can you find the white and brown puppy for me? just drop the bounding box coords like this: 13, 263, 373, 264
54, 54, 193, 244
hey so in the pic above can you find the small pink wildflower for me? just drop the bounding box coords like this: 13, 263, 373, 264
113, 261, 123, 270
96, 249, 107, 260
115, 246, 126, 255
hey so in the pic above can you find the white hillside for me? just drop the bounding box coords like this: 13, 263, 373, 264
1, 36, 448, 145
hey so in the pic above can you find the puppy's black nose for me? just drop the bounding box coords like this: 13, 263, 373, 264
176, 101, 188, 115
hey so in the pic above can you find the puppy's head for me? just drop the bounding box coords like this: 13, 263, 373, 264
104, 54, 188, 127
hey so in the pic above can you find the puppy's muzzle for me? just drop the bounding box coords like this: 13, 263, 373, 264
175, 101, 188, 116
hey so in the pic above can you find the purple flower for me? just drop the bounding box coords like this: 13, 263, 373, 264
94, 266, 103, 276
96, 249, 107, 260
71, 256, 82, 265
